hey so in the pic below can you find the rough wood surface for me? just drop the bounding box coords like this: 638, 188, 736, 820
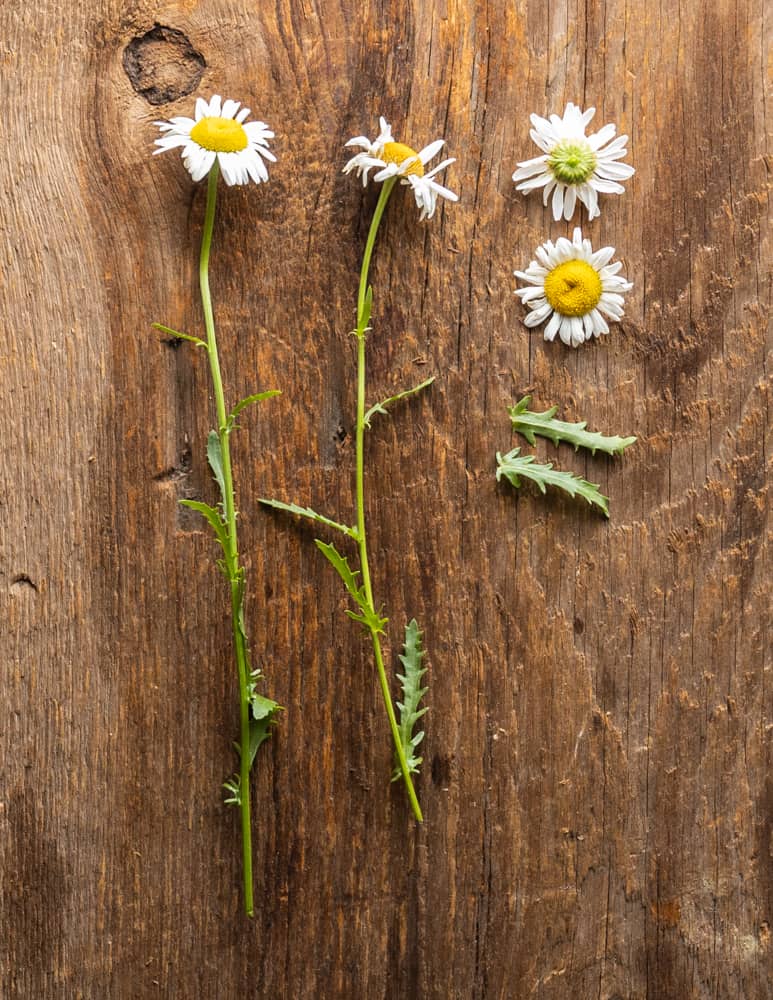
1, 1, 770, 997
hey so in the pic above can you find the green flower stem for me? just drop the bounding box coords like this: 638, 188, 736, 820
199, 162, 255, 915
354, 178, 423, 822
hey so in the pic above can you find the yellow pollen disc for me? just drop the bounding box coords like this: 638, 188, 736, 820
543, 260, 602, 317
381, 141, 424, 176
190, 116, 248, 153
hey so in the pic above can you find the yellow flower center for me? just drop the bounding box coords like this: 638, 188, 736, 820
381, 141, 424, 176
190, 116, 248, 153
543, 260, 602, 316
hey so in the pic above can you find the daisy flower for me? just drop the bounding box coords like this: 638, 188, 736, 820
512, 103, 634, 221
154, 94, 276, 186
514, 227, 632, 348
343, 117, 458, 220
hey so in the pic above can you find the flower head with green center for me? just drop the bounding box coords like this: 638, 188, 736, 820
514, 227, 633, 348
343, 117, 458, 220
154, 94, 276, 186
512, 103, 634, 221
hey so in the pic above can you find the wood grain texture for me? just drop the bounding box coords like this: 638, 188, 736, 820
1, 1, 770, 997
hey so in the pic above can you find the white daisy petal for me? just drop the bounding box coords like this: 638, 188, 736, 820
551, 184, 565, 221
563, 186, 576, 220
544, 312, 561, 341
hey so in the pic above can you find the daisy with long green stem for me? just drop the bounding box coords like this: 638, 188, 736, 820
263, 118, 456, 820
153, 94, 280, 916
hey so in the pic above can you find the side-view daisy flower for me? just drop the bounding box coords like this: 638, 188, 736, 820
515, 227, 632, 348
343, 117, 458, 220
513, 103, 634, 221
154, 94, 276, 186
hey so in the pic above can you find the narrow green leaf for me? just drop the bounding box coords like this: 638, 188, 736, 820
152, 322, 207, 349
508, 396, 637, 456
314, 539, 386, 632
207, 430, 227, 508
392, 619, 428, 782
496, 448, 610, 517
260, 498, 359, 539
356, 285, 373, 335
227, 390, 281, 431
314, 539, 366, 604
178, 499, 229, 552
364, 376, 436, 428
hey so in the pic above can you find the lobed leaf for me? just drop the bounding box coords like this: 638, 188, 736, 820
508, 396, 637, 456
227, 390, 281, 432
207, 431, 227, 510
364, 376, 436, 428
314, 539, 386, 633
178, 499, 229, 553
392, 619, 428, 782
260, 498, 359, 539
496, 448, 610, 517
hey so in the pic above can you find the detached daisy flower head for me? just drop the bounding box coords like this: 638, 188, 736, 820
154, 94, 276, 186
513, 103, 634, 221
343, 117, 458, 221
515, 227, 632, 348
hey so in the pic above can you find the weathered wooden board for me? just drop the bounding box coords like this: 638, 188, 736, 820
1, 1, 770, 997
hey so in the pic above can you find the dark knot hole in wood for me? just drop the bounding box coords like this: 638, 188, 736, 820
122, 24, 206, 106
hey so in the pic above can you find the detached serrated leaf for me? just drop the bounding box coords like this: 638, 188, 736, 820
392, 619, 428, 782
260, 498, 358, 539
364, 376, 436, 428
227, 390, 281, 431
508, 396, 637, 456
178, 499, 229, 552
496, 448, 610, 517
207, 430, 227, 508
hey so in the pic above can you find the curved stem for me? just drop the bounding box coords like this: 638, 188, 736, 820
354, 178, 423, 822
200, 162, 255, 915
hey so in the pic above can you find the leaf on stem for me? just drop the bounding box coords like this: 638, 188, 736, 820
508, 396, 637, 456
207, 430, 227, 510
152, 322, 207, 349
227, 391, 281, 432
392, 619, 428, 782
364, 376, 436, 428
496, 448, 610, 517
260, 498, 359, 539
178, 499, 229, 553
356, 285, 373, 337
314, 539, 387, 633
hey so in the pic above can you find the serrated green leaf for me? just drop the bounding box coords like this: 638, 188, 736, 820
392, 619, 428, 782
364, 376, 436, 428
345, 606, 388, 634
314, 539, 386, 633
207, 431, 227, 508
178, 499, 229, 552
496, 448, 610, 517
314, 539, 367, 604
260, 498, 359, 539
508, 396, 637, 456
227, 390, 281, 431
152, 322, 207, 349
